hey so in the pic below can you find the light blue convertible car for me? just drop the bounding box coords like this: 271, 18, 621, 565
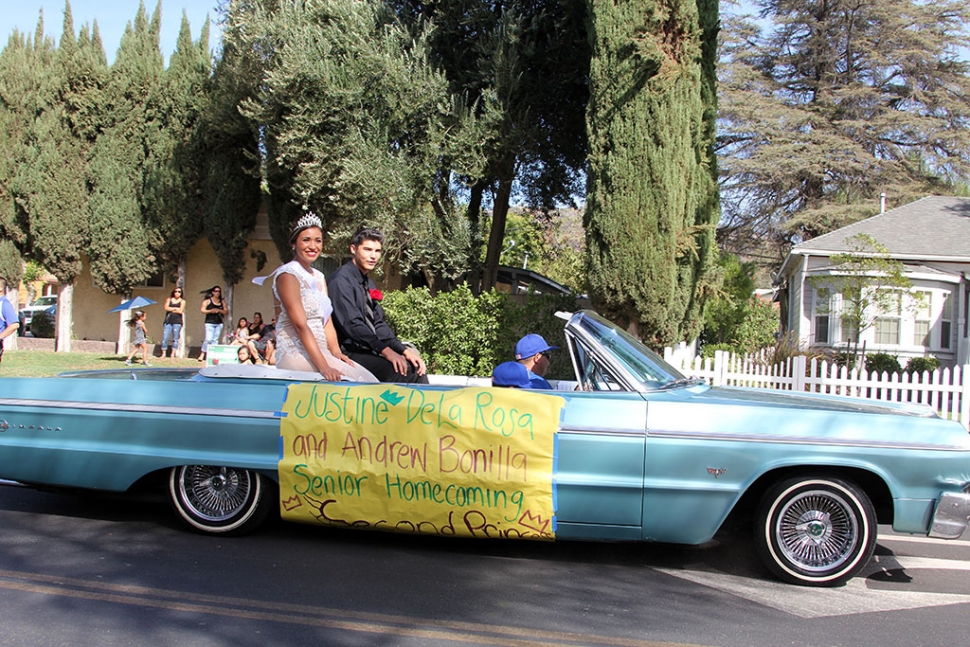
1, 310, 969, 587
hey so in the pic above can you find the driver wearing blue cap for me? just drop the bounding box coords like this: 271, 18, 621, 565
513, 333, 558, 389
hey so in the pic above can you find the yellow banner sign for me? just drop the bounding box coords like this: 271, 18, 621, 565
278, 384, 565, 540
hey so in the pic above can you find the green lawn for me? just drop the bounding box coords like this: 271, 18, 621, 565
1, 350, 201, 377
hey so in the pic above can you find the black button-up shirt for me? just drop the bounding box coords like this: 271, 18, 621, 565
328, 261, 406, 356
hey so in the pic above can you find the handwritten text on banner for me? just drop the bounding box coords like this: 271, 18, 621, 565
278, 384, 565, 540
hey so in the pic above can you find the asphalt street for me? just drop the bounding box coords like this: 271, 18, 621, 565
0, 483, 968, 647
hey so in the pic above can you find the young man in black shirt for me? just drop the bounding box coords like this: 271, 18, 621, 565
328, 228, 428, 383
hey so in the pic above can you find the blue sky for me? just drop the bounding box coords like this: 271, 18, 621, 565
0, 1, 221, 64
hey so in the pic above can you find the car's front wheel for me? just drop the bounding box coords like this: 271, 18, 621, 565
168, 465, 275, 536
755, 476, 876, 586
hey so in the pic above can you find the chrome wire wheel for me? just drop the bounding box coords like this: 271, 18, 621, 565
168, 465, 273, 535
775, 489, 857, 573
179, 465, 252, 522
755, 477, 877, 586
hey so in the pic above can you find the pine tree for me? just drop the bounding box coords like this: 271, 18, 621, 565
584, 0, 719, 345
718, 0, 970, 261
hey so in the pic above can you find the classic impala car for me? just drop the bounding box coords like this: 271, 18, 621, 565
1, 310, 969, 587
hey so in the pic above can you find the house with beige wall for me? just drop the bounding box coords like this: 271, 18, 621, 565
21, 204, 555, 354
61, 210, 283, 354
36, 207, 402, 355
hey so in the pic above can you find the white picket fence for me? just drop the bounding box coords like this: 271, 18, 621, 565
663, 343, 970, 430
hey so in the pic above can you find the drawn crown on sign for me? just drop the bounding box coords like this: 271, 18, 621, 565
519, 510, 551, 534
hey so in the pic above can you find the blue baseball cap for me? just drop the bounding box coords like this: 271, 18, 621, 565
492, 361, 532, 388
514, 334, 558, 360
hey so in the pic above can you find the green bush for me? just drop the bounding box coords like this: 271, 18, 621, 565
865, 352, 901, 376
382, 285, 580, 379
905, 356, 941, 376
700, 342, 735, 359
30, 310, 55, 338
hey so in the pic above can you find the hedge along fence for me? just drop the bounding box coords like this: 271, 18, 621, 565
381, 285, 581, 380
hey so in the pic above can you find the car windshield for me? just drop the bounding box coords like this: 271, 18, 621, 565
32, 296, 56, 307
573, 311, 687, 390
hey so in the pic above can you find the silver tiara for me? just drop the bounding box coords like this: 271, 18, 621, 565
293, 213, 322, 231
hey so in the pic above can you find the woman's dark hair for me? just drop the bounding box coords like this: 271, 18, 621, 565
202, 286, 222, 299
126, 310, 145, 327
170, 287, 183, 298
237, 317, 249, 328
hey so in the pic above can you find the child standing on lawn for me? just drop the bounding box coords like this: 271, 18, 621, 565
124, 311, 150, 366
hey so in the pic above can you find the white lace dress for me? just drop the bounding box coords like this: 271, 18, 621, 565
271, 261, 377, 382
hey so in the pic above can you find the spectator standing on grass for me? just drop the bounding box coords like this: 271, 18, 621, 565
124, 311, 150, 366
0, 278, 20, 369
198, 286, 228, 363
161, 287, 185, 358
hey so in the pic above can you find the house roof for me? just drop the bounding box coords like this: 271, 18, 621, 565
791, 196, 970, 259
805, 262, 961, 281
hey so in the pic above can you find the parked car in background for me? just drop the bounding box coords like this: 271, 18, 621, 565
17, 295, 57, 336
1, 309, 969, 587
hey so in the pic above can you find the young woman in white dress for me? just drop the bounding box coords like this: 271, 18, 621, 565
269, 214, 377, 382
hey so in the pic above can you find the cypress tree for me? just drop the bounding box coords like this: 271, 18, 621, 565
202, 15, 262, 299
584, 0, 718, 345
144, 12, 211, 287
5, 4, 101, 351
87, 0, 163, 298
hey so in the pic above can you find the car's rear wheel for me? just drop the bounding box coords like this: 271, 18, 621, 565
168, 465, 274, 536
755, 476, 876, 586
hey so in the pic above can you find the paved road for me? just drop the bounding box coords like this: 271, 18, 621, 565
0, 483, 968, 646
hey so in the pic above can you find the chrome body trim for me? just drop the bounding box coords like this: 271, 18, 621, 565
929, 492, 970, 539
0, 398, 278, 420
646, 428, 970, 452
559, 427, 645, 437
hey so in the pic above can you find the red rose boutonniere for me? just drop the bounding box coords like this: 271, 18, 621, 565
369, 288, 384, 302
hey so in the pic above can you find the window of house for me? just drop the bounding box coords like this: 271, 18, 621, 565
138, 271, 165, 289
941, 292, 952, 350
840, 318, 858, 344
913, 291, 931, 347
874, 290, 901, 345
813, 288, 832, 344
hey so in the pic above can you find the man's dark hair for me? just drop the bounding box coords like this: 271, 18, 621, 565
351, 227, 385, 247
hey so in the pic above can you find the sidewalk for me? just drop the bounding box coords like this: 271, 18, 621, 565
13, 336, 200, 357
15, 337, 115, 353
